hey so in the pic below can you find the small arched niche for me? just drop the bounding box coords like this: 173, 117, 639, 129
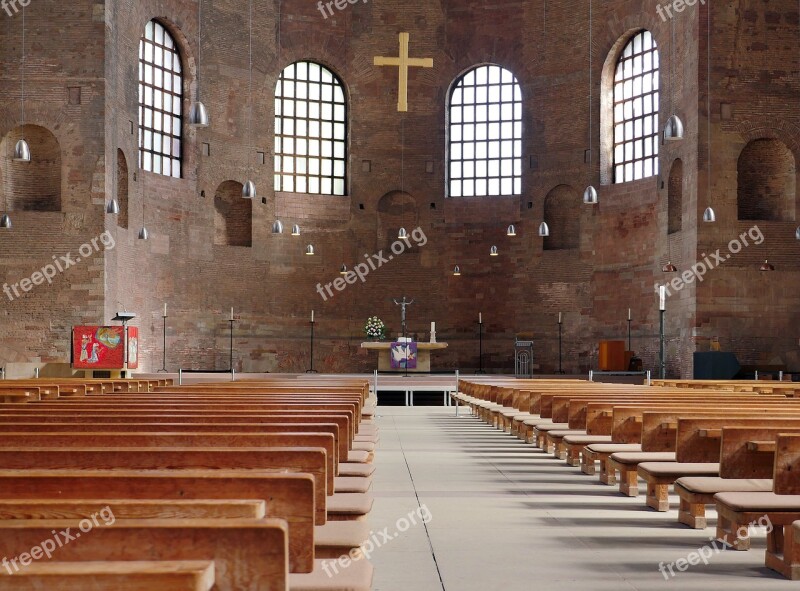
543, 185, 580, 251
117, 149, 129, 228
213, 181, 252, 247
1, 125, 62, 211
377, 190, 418, 245
737, 138, 796, 222
668, 159, 683, 234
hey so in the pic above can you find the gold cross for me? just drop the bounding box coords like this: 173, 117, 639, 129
373, 32, 433, 112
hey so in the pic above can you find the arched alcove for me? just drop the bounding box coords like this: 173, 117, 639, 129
737, 138, 795, 221
668, 159, 683, 234
117, 149, 129, 228
213, 181, 252, 247
0, 125, 62, 211
377, 190, 418, 245
543, 185, 580, 251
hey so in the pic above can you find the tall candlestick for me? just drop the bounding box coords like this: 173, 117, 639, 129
628, 308, 631, 321
311, 310, 314, 323
163, 303, 167, 317
659, 286, 666, 311
479, 312, 482, 324
431, 321, 435, 332
558, 312, 562, 324
230, 307, 234, 321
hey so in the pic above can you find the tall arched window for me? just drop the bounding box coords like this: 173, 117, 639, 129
448, 64, 522, 197
612, 31, 659, 183
274, 61, 347, 196
138, 20, 183, 178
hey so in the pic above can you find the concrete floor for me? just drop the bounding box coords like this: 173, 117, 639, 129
367, 406, 795, 591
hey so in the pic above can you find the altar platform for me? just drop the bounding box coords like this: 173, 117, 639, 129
360, 341, 448, 373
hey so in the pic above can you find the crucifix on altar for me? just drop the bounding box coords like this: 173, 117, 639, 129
393, 296, 414, 341
373, 32, 433, 112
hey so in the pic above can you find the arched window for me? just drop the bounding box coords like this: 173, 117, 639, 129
448, 64, 522, 197
138, 20, 183, 178
274, 61, 347, 195
612, 31, 659, 183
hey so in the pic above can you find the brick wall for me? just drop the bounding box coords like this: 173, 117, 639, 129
0, 0, 797, 378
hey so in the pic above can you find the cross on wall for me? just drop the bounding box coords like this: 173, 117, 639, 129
373, 32, 433, 112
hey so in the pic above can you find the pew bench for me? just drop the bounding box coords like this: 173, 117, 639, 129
0, 518, 289, 591
0, 560, 216, 591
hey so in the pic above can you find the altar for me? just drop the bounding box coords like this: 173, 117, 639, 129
361, 341, 448, 373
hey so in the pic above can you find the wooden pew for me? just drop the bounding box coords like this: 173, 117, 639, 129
0, 499, 267, 520
637, 417, 800, 512
0, 518, 288, 591
0, 560, 216, 591
674, 425, 800, 528
712, 434, 800, 579
0, 469, 314, 573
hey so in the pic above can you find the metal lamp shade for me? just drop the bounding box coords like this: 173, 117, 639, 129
138, 226, 149, 240
242, 180, 256, 199
13, 139, 31, 162
189, 101, 210, 127
272, 220, 284, 234
663, 114, 685, 141
583, 185, 598, 205
0, 214, 11, 229
703, 207, 716, 223
538, 221, 550, 237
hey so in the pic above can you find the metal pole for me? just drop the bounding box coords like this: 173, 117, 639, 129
558, 321, 563, 374
627, 318, 632, 352
659, 309, 666, 379
306, 320, 318, 373
158, 314, 168, 372
476, 321, 485, 374
229, 319, 235, 373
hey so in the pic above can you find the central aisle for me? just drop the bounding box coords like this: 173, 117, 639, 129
367, 406, 788, 591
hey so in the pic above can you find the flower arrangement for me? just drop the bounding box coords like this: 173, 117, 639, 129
364, 316, 386, 340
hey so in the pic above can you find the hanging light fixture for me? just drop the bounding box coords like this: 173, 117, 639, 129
291, 224, 301, 236
0, 214, 11, 229
702, 4, 715, 223
663, 16, 685, 141
138, 226, 149, 240
795, 226, 800, 240
583, 0, 598, 205
106, 199, 120, 215
189, 0, 209, 126
340, 264, 348, 275
242, 180, 256, 199
271, 220, 284, 234
538, 221, 550, 237
506, 224, 516, 237
453, 265, 461, 276
760, 260, 775, 272
242, 0, 256, 199
397, 227, 408, 240
489, 245, 498, 256
14, 4, 30, 162
662, 261, 678, 273
305, 244, 315, 255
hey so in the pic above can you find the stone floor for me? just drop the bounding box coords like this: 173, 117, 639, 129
367, 406, 794, 591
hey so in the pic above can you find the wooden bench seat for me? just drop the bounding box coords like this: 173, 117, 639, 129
0, 560, 216, 591
641, 419, 800, 517
674, 477, 773, 528
711, 434, 800, 579
0, 518, 289, 590
0, 499, 267, 520
0, 469, 315, 572
0, 446, 331, 524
